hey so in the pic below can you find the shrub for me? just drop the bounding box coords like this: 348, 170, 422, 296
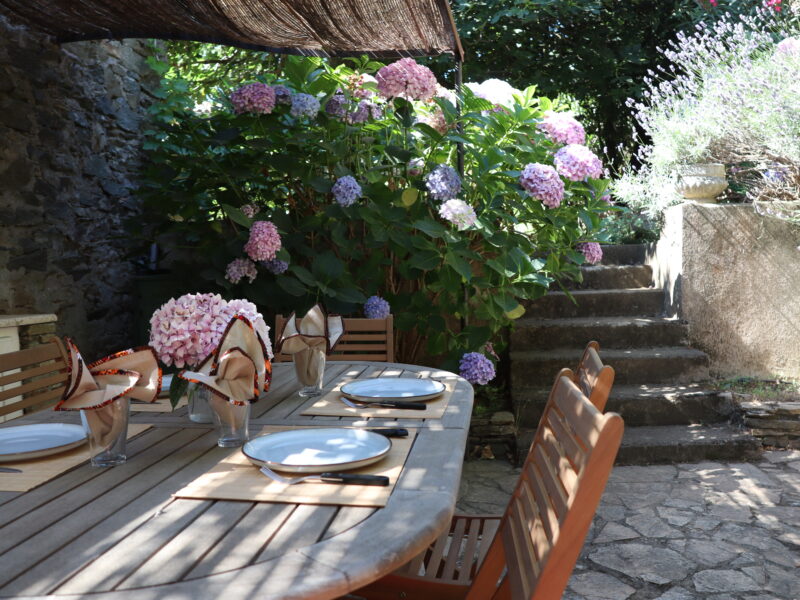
133, 56, 610, 370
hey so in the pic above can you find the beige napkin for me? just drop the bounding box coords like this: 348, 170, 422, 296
276, 304, 344, 385
55, 339, 161, 411
177, 315, 266, 405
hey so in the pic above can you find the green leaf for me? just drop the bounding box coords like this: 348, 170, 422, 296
169, 376, 189, 410
221, 204, 251, 228
493, 292, 518, 312
445, 252, 472, 282
309, 177, 333, 193
401, 188, 419, 207
335, 288, 368, 304
413, 218, 447, 238
313, 251, 345, 281
277, 276, 307, 296
291, 265, 316, 287
408, 250, 441, 272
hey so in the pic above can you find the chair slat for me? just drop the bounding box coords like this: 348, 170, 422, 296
502, 499, 533, 599
476, 518, 501, 569
458, 518, 483, 583
533, 445, 569, 518
330, 343, 388, 351
553, 381, 602, 448
440, 516, 468, 581
541, 427, 578, 496
524, 462, 560, 543
517, 484, 548, 572
0, 343, 63, 372
0, 372, 68, 403
546, 409, 585, 471
0, 387, 64, 417
273, 315, 394, 363
422, 519, 452, 579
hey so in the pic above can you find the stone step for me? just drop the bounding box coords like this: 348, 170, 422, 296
510, 347, 710, 387
515, 424, 762, 465
512, 383, 734, 429
564, 264, 653, 290
525, 289, 664, 319
599, 244, 648, 266
511, 316, 687, 350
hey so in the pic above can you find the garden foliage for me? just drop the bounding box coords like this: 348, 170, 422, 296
134, 56, 609, 370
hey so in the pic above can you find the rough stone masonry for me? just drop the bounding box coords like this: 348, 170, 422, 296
0, 14, 156, 359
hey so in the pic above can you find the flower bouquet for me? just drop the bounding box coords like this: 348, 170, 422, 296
149, 293, 273, 418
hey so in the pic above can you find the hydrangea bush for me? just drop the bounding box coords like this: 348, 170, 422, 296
136, 56, 610, 372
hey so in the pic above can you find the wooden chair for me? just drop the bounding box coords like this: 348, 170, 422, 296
273, 315, 395, 363
574, 341, 615, 412
0, 337, 69, 420
353, 374, 624, 600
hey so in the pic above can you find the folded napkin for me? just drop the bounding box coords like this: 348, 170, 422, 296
55, 340, 161, 411
177, 315, 269, 405
276, 304, 344, 355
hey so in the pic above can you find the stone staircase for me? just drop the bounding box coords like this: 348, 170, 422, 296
512, 244, 761, 465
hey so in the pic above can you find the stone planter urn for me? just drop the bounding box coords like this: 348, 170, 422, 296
675, 163, 728, 204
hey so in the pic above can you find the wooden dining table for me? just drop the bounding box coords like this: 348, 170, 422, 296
0, 360, 473, 599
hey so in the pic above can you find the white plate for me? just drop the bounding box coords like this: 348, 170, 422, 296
242, 428, 391, 473
340, 378, 445, 403
0, 424, 88, 463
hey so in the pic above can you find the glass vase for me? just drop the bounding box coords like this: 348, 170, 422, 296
293, 345, 326, 397
80, 396, 129, 467
208, 395, 250, 447
187, 382, 213, 424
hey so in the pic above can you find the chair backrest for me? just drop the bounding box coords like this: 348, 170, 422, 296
467, 375, 624, 600
273, 315, 395, 363
574, 341, 614, 412
0, 337, 69, 419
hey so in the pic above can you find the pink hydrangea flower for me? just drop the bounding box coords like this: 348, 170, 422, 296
421, 107, 448, 134
225, 258, 258, 284
577, 242, 603, 265
244, 221, 281, 262
439, 199, 477, 230
240, 204, 257, 218
554, 145, 604, 181
538, 112, 586, 145
376, 58, 437, 101
230, 83, 276, 115
347, 73, 378, 99
519, 163, 565, 208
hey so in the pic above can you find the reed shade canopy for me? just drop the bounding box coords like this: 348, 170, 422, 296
0, 0, 464, 60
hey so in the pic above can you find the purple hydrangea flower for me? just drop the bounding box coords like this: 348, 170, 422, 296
273, 84, 292, 105
346, 100, 382, 124
325, 93, 348, 118
519, 163, 564, 208
554, 145, 604, 181
439, 199, 477, 230
332, 175, 362, 207
577, 242, 603, 265
538, 112, 586, 145
363, 295, 391, 319
262, 258, 289, 274
290, 93, 320, 118
225, 258, 258, 284
230, 83, 276, 115
459, 352, 496, 385
426, 164, 462, 200
376, 58, 437, 101
244, 221, 281, 261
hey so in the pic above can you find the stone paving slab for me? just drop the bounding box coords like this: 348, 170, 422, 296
456, 451, 800, 599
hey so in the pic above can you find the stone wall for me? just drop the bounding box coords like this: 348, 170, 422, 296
0, 16, 156, 359
647, 203, 800, 380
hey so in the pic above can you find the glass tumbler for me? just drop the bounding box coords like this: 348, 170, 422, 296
80, 396, 130, 467
209, 395, 250, 447
293, 345, 326, 397
187, 382, 213, 424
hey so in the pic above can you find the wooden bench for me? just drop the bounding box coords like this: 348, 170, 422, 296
0, 337, 69, 420
354, 357, 623, 600
273, 315, 394, 363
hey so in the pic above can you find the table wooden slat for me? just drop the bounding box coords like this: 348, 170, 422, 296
256, 504, 338, 562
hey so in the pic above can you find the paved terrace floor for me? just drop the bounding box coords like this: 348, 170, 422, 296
456, 450, 800, 600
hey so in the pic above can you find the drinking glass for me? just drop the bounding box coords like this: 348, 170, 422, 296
187, 382, 213, 424
80, 396, 129, 467
293, 345, 326, 397
209, 395, 250, 447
